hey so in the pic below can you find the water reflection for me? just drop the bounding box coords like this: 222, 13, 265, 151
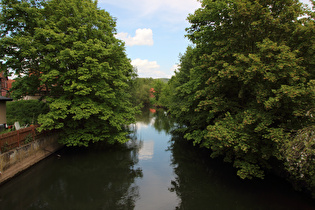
1, 108, 314, 210
129, 108, 179, 209
136, 107, 176, 135
168, 135, 315, 210
138, 141, 154, 160
130, 108, 175, 161
0, 143, 143, 210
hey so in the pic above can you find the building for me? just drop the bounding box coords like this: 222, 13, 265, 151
0, 72, 14, 97
0, 96, 13, 130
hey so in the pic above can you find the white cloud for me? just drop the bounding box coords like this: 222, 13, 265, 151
116, 28, 154, 46
131, 58, 172, 78
170, 64, 179, 73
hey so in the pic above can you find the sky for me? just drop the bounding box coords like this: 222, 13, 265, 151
97, 0, 313, 79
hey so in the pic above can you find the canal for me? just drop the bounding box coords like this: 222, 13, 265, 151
0, 108, 315, 209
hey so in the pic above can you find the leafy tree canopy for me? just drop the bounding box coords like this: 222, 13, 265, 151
0, 0, 138, 146
165, 0, 315, 180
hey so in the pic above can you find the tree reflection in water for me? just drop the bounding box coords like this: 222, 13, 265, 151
2, 108, 314, 209
0, 142, 143, 210
168, 135, 315, 210
135, 107, 176, 135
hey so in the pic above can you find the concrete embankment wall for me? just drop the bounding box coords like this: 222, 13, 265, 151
0, 133, 62, 184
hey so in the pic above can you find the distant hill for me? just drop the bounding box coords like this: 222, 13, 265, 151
137, 77, 170, 83
156, 78, 170, 83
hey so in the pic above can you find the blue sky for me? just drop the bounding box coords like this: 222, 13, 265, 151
97, 0, 313, 79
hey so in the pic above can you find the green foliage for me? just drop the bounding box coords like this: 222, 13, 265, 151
162, 46, 209, 141
0, 0, 46, 77
151, 79, 166, 106
158, 82, 172, 108
6, 100, 49, 125
24, 133, 33, 144
1, 0, 138, 146
166, 0, 315, 181
281, 125, 315, 191
129, 77, 154, 106
10, 73, 43, 100
129, 77, 168, 107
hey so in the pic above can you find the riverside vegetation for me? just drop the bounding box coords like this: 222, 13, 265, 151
1, 0, 315, 197
159, 0, 315, 196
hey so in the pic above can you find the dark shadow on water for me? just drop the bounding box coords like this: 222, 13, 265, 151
0, 143, 142, 210
168, 135, 315, 210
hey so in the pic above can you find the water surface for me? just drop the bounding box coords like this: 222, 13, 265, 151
0, 109, 314, 209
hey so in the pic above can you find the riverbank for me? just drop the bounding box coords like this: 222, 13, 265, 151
0, 132, 62, 184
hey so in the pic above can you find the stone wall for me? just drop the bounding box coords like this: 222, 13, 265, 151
0, 132, 62, 184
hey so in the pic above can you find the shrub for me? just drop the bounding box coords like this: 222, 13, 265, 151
282, 126, 315, 192
6, 100, 49, 125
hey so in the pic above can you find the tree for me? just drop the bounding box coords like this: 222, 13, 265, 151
163, 46, 210, 140
169, 0, 315, 179
0, 0, 138, 146
6, 100, 49, 125
129, 77, 155, 107
151, 79, 166, 106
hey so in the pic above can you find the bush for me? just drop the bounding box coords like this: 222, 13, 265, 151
282, 126, 315, 193
6, 100, 49, 125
